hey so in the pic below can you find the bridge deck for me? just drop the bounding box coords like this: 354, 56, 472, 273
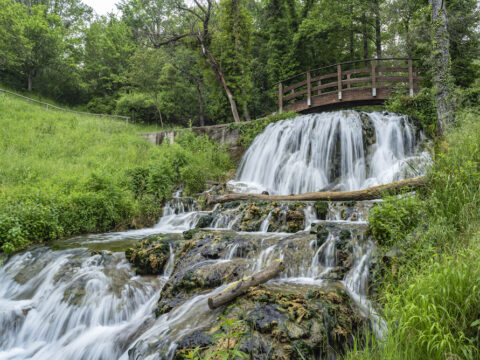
278, 58, 422, 113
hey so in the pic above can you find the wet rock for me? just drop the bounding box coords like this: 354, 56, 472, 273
125, 236, 172, 275
176, 330, 212, 350
196, 214, 214, 228
261, 191, 270, 195
157, 258, 249, 315
175, 284, 365, 360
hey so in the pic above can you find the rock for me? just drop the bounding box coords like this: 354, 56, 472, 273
196, 214, 214, 228
261, 191, 270, 195
125, 236, 172, 275
174, 284, 366, 360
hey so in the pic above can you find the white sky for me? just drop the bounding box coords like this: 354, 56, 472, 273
83, 0, 119, 15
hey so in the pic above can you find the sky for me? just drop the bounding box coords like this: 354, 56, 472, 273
82, 0, 119, 15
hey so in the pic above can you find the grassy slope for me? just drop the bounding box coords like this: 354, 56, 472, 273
344, 108, 480, 360
0, 94, 232, 253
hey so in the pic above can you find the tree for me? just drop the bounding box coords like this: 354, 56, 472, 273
430, 0, 455, 136
83, 16, 135, 111
214, 0, 253, 121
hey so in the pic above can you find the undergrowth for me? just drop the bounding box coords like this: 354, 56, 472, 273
345, 109, 480, 360
0, 95, 232, 253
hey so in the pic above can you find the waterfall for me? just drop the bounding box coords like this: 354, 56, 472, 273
230, 111, 429, 195
0, 248, 164, 360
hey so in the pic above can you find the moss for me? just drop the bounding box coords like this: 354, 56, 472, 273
314, 201, 329, 219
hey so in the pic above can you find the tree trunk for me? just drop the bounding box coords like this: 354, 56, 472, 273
208, 260, 285, 309
362, 13, 369, 65
27, 72, 33, 92
242, 89, 251, 121
373, 0, 382, 59
201, 43, 241, 123
196, 82, 205, 127
430, 0, 455, 137
154, 92, 164, 128
206, 177, 427, 206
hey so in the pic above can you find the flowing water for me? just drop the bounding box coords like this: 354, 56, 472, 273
0, 111, 429, 359
230, 111, 429, 194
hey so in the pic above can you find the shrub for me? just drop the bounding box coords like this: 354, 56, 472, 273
385, 88, 437, 137
368, 195, 423, 246
116, 92, 158, 124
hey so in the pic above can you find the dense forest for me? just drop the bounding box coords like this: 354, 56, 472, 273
0, 0, 478, 125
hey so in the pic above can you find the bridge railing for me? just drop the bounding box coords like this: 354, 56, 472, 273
277, 58, 423, 113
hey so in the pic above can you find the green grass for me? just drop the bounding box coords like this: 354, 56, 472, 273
345, 108, 480, 360
0, 94, 233, 253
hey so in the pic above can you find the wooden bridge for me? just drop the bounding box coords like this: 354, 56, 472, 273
278, 58, 422, 113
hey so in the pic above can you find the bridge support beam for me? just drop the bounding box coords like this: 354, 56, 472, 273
307, 72, 311, 107
278, 83, 283, 113
371, 59, 377, 97
337, 64, 342, 100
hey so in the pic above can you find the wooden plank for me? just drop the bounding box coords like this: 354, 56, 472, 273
283, 89, 308, 101
408, 59, 414, 97
342, 77, 372, 86
278, 83, 283, 113
375, 67, 409, 73
310, 73, 338, 83
342, 67, 371, 75
376, 75, 410, 82
337, 64, 342, 100
284, 80, 307, 93
312, 81, 339, 92
307, 71, 311, 106
371, 59, 376, 97
347, 74, 351, 89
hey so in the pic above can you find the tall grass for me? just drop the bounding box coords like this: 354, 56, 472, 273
345, 109, 480, 360
0, 95, 233, 253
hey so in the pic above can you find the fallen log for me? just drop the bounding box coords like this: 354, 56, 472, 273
207, 176, 427, 205
208, 259, 285, 309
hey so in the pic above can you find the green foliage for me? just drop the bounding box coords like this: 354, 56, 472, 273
0, 95, 232, 253
116, 93, 157, 124
385, 88, 437, 137
368, 195, 423, 246
231, 111, 299, 146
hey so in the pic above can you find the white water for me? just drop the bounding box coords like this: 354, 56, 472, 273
230, 111, 429, 194
0, 248, 172, 360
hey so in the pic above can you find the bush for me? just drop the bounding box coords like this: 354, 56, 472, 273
385, 88, 437, 137
368, 195, 423, 246
116, 92, 158, 124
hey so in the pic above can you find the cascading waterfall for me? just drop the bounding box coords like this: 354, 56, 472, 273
230, 111, 429, 194
0, 110, 430, 359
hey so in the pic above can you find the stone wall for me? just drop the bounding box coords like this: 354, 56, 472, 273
141, 123, 245, 162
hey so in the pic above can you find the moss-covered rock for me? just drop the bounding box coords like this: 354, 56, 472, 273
125, 235, 172, 275
175, 284, 366, 360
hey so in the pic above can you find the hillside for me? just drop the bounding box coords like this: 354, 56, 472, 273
0, 94, 232, 253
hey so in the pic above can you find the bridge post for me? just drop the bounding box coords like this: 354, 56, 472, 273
371, 59, 377, 97
337, 64, 342, 100
408, 59, 414, 97
278, 83, 283, 113
307, 72, 311, 107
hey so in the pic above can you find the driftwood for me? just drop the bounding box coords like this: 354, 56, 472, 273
208, 260, 285, 309
207, 176, 427, 205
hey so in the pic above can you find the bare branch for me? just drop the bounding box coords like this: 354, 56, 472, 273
153, 33, 193, 47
